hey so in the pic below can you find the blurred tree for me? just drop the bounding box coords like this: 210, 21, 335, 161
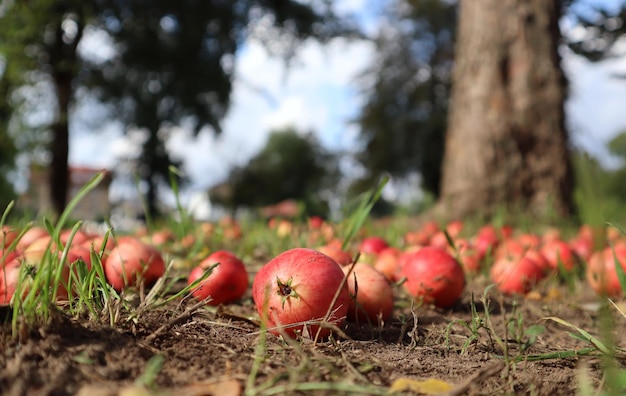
0, 0, 93, 217
0, 77, 17, 210
82, 0, 354, 219
566, 1, 626, 65
436, 0, 574, 220
222, 128, 339, 217
0, 0, 355, 218
354, 0, 456, 197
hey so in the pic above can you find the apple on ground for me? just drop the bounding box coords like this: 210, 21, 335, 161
252, 248, 350, 339
342, 263, 394, 323
188, 250, 248, 305
400, 246, 465, 309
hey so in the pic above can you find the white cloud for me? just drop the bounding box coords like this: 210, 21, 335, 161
563, 48, 626, 168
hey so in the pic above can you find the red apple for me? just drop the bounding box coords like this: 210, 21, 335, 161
587, 244, 626, 297
540, 239, 577, 272
16, 226, 49, 251
342, 263, 394, 323
400, 247, 465, 309
317, 244, 353, 266
491, 255, 544, 295
104, 237, 166, 291
252, 248, 350, 339
358, 236, 389, 255
188, 250, 249, 305
374, 247, 402, 281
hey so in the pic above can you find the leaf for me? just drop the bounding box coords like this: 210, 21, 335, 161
525, 324, 546, 336
388, 377, 453, 394
178, 379, 242, 396
541, 317, 611, 355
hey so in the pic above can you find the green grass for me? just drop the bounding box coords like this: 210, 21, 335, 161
6, 161, 626, 395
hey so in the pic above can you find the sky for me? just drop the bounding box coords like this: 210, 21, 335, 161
66, 0, 626, 215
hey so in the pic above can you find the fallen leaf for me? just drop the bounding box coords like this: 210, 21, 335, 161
178, 379, 242, 396
388, 377, 453, 394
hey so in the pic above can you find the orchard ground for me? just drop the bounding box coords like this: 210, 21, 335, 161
1, 217, 626, 396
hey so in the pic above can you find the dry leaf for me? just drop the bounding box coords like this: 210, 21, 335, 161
388, 377, 453, 394
178, 379, 242, 396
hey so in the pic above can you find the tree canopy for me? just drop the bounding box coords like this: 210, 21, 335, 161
0, 0, 355, 218
353, 0, 456, 197
219, 128, 340, 217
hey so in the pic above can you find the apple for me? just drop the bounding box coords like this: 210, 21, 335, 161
400, 247, 465, 309
342, 263, 394, 323
252, 248, 350, 339
587, 244, 626, 297
1, 226, 18, 249
104, 237, 166, 291
540, 239, 577, 272
474, 225, 500, 257
188, 250, 249, 305
16, 226, 49, 251
491, 255, 544, 295
358, 236, 389, 255
374, 247, 402, 281
316, 244, 353, 266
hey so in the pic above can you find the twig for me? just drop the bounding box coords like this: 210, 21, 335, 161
145, 300, 207, 343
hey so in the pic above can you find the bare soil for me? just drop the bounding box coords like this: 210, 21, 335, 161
1, 269, 623, 396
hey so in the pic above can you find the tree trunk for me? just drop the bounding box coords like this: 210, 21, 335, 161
437, 0, 573, 220
48, 16, 83, 217
50, 72, 71, 217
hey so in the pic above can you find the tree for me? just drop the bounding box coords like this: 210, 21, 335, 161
0, 77, 17, 210
0, 1, 92, 216
354, 0, 456, 197
222, 128, 339, 216
0, 0, 354, 218
82, 0, 352, 219
435, 0, 574, 220
566, 2, 626, 66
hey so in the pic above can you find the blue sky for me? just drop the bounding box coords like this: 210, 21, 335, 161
67, 0, 626, 210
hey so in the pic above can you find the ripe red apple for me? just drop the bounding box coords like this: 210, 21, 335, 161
374, 247, 402, 281
429, 231, 450, 250
59, 228, 91, 248
540, 239, 577, 272
490, 255, 544, 295
399, 247, 465, 309
0, 255, 21, 305
586, 245, 626, 297
446, 220, 464, 238
342, 263, 394, 323
188, 250, 249, 305
308, 216, 324, 229
358, 236, 389, 255
104, 237, 166, 291
252, 248, 350, 339
474, 225, 500, 257
16, 226, 49, 251
316, 244, 353, 266
1, 226, 18, 249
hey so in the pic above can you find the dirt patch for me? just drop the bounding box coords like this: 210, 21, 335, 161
1, 271, 622, 396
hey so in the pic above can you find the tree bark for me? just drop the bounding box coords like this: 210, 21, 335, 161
48, 16, 83, 217
437, 0, 573, 220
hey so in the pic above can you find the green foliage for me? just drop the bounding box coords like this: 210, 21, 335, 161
354, 0, 457, 197
566, 1, 626, 64
0, 0, 354, 218
226, 128, 340, 216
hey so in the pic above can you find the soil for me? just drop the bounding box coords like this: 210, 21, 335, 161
0, 268, 624, 396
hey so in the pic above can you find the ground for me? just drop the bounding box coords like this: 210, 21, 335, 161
1, 267, 623, 396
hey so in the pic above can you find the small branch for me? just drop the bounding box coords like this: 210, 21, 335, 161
145, 300, 207, 343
